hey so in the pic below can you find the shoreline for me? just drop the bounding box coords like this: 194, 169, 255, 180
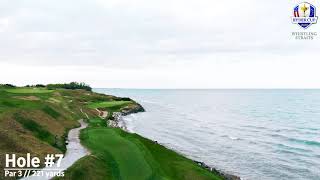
112, 111, 241, 180
0, 86, 239, 180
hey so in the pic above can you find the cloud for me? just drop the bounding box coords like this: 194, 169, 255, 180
0, 0, 319, 87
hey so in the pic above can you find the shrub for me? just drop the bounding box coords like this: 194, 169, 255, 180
46, 82, 92, 91
24, 84, 46, 88
0, 84, 16, 88
35, 84, 46, 87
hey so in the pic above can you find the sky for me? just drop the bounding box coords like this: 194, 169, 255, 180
0, 0, 320, 88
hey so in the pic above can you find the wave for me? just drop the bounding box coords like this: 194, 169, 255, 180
298, 127, 319, 131
242, 125, 269, 130
276, 143, 313, 153
268, 133, 290, 139
140, 100, 160, 104
275, 149, 307, 157
221, 135, 241, 140
288, 138, 320, 147
271, 128, 320, 136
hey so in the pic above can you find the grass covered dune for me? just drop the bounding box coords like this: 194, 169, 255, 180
0, 83, 238, 180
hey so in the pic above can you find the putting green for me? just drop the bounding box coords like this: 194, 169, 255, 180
87, 101, 132, 109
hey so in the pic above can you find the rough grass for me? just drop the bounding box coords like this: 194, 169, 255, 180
88, 117, 107, 127
13, 113, 61, 149
42, 106, 61, 118
5, 88, 54, 94
0, 88, 107, 179
0, 90, 51, 114
55, 156, 112, 180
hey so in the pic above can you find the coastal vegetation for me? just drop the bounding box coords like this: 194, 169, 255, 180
0, 84, 16, 88
46, 82, 92, 91
0, 83, 227, 180
4, 88, 54, 94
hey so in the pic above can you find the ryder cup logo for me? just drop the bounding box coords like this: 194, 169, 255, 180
292, 2, 318, 29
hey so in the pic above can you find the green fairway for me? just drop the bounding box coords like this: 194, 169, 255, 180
5, 88, 54, 94
82, 128, 153, 180
87, 101, 132, 109
60, 118, 224, 180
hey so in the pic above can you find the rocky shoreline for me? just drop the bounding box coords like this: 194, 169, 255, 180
193, 161, 240, 180
108, 112, 128, 130
106, 104, 241, 180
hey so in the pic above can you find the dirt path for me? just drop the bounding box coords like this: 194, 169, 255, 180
23, 119, 89, 180
95, 108, 108, 119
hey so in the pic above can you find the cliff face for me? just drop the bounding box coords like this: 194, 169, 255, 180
120, 102, 145, 115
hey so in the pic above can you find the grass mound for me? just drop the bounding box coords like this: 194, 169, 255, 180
58, 156, 112, 180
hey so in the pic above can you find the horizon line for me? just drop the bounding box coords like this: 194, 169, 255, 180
93, 88, 320, 90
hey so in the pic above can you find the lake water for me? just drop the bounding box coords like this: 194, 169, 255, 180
94, 89, 320, 180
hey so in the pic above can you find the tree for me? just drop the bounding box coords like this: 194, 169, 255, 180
46, 82, 92, 91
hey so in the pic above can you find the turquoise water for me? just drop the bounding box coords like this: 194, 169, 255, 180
94, 89, 320, 180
